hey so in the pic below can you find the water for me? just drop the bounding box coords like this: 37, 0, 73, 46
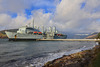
0, 39, 97, 67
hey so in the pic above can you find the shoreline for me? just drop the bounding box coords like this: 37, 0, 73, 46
43, 42, 100, 67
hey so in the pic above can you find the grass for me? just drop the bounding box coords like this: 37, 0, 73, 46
92, 52, 100, 67
87, 48, 100, 67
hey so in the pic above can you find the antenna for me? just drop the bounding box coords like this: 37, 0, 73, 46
53, 26, 56, 33
33, 19, 34, 28
49, 27, 52, 32
28, 23, 31, 27
42, 26, 44, 33
37, 27, 39, 30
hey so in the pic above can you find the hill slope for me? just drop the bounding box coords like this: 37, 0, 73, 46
0, 29, 18, 38
85, 32, 98, 39
85, 34, 98, 39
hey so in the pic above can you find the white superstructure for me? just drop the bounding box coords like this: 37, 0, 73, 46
5, 26, 43, 41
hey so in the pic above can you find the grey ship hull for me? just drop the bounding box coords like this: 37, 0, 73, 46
54, 35, 67, 39
5, 31, 43, 41
45, 35, 67, 39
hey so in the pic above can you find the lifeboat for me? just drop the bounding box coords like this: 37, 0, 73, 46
57, 34, 62, 36
34, 31, 37, 34
38, 32, 42, 34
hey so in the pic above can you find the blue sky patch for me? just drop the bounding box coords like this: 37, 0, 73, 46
7, 11, 17, 18
96, 19, 100, 22
6, 0, 61, 19
25, 4, 56, 19
11, 13, 17, 18
80, 2, 86, 9
25, 9, 32, 19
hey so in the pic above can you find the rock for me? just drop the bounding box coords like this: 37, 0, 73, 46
43, 44, 100, 67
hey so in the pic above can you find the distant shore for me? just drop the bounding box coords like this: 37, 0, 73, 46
43, 42, 100, 67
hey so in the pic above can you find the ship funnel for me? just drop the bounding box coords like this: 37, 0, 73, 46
34, 26, 37, 29
49, 27, 52, 32
42, 26, 44, 33
33, 19, 34, 28
37, 27, 39, 30
56, 30, 58, 33
53, 27, 56, 33
28, 23, 31, 27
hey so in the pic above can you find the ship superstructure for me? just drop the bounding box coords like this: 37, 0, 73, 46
5, 26, 43, 41
5, 20, 67, 41
42, 26, 67, 39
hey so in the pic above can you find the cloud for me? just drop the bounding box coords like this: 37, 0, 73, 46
0, 13, 28, 30
51, 0, 100, 33
0, 0, 60, 14
0, 9, 52, 31
0, 14, 12, 28
31, 9, 52, 26
0, 0, 59, 31
0, 0, 100, 33
0, 0, 29, 13
85, 0, 100, 12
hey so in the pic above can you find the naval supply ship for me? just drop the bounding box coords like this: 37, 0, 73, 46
5, 21, 67, 41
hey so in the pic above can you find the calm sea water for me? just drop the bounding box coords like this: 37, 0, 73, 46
0, 39, 97, 67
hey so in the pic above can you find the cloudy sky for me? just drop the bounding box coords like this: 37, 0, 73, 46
0, 0, 100, 33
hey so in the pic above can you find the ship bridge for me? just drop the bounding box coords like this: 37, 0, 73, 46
17, 26, 41, 34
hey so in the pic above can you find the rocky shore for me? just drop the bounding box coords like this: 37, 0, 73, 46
43, 43, 100, 67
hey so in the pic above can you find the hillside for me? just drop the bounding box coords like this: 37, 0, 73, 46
85, 34, 98, 39
0, 32, 7, 38
85, 33, 98, 39
0, 29, 18, 38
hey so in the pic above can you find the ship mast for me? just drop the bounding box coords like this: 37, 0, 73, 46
33, 19, 34, 28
